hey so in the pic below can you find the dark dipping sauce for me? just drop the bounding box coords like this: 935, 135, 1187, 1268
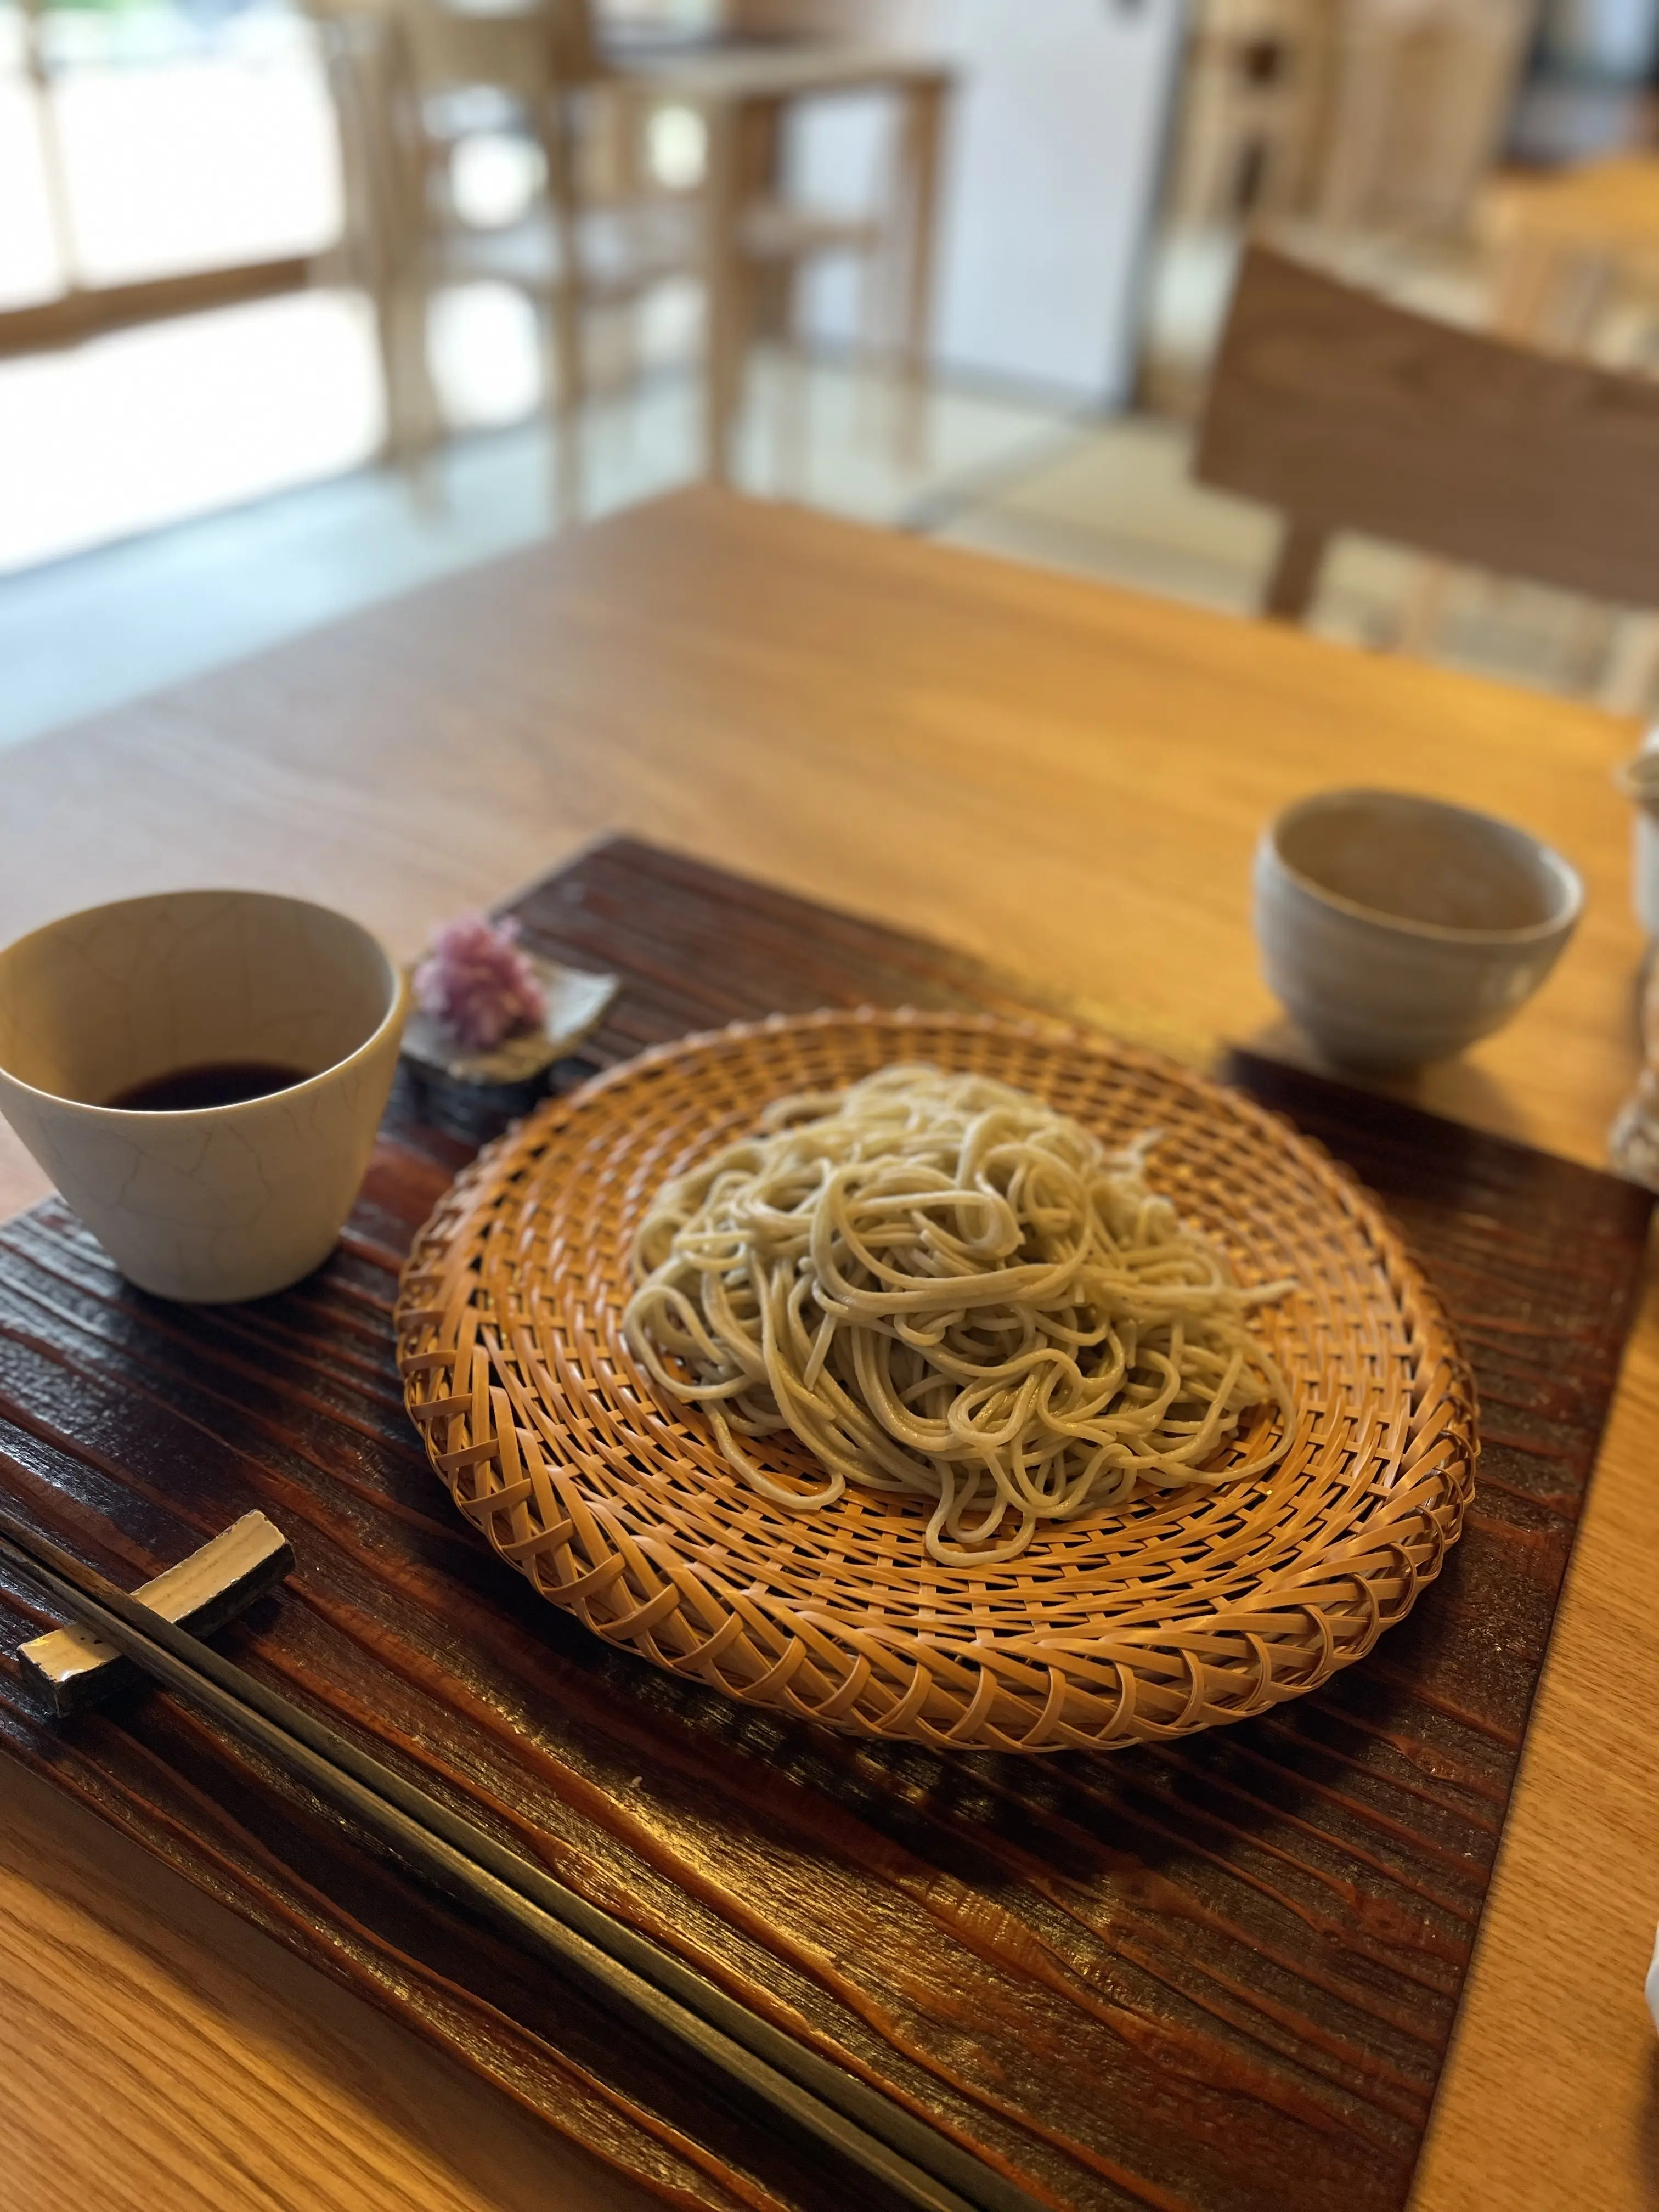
105, 1061, 314, 1112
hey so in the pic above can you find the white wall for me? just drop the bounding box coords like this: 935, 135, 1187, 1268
788, 0, 1187, 407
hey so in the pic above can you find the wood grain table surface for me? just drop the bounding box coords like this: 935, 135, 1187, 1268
0, 485, 1652, 2210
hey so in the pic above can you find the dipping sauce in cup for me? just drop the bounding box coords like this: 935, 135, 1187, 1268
0, 890, 407, 1302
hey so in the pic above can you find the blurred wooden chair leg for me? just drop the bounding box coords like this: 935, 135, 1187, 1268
851, 245, 887, 455
894, 76, 943, 473
610, 299, 644, 461
534, 294, 583, 527
376, 278, 444, 514
701, 99, 748, 484
370, 288, 403, 464
751, 246, 797, 483
768, 268, 810, 495
1489, 233, 1562, 342
543, 310, 584, 528
1491, 232, 1612, 356
1262, 516, 1328, 623
539, 92, 585, 526
1396, 559, 1454, 657
1602, 614, 1659, 718
1555, 597, 1617, 692
550, 300, 584, 528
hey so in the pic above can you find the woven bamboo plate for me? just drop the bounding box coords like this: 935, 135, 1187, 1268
395, 1010, 1477, 1753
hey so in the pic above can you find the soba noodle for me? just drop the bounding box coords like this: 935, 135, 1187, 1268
623, 1065, 1296, 1565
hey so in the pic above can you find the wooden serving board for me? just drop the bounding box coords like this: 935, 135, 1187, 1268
0, 837, 1648, 2212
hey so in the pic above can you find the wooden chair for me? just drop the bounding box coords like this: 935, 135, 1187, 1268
1156, 0, 1530, 248
1314, 0, 1533, 239
1195, 241, 1659, 631
320, 8, 442, 479
318, 0, 949, 489
318, 2, 676, 509
1166, 0, 1328, 232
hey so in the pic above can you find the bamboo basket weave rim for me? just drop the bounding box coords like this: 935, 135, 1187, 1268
395, 1010, 1477, 1753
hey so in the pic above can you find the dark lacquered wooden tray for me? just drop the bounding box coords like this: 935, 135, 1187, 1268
0, 837, 1648, 2212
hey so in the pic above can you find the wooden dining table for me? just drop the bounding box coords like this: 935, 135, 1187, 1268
0, 484, 1654, 2212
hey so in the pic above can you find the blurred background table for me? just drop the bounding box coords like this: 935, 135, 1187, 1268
0, 488, 1654, 2212
312, 0, 955, 492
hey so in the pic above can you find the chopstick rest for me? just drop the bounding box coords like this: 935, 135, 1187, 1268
0, 1502, 1038, 2212
16, 1510, 293, 1716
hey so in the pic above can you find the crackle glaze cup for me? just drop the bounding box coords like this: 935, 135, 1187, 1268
1254, 789, 1583, 1071
0, 890, 407, 1302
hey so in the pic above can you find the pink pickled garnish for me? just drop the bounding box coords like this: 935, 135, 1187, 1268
414, 913, 548, 1051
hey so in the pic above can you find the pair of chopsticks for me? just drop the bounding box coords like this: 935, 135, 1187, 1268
0, 1500, 1042, 2212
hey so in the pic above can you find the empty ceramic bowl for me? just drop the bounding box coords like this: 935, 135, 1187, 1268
1253, 788, 1583, 1071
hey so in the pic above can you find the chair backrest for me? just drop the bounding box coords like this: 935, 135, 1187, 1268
395, 0, 597, 100
1195, 241, 1659, 622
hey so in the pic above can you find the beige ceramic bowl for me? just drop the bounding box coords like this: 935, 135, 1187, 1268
0, 890, 407, 1302
1253, 789, 1583, 1071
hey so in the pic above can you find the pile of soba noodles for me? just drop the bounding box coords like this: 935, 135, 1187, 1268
623, 1065, 1296, 1565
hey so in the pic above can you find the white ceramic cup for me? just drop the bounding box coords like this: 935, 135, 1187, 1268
1253, 789, 1583, 1071
0, 890, 407, 1302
